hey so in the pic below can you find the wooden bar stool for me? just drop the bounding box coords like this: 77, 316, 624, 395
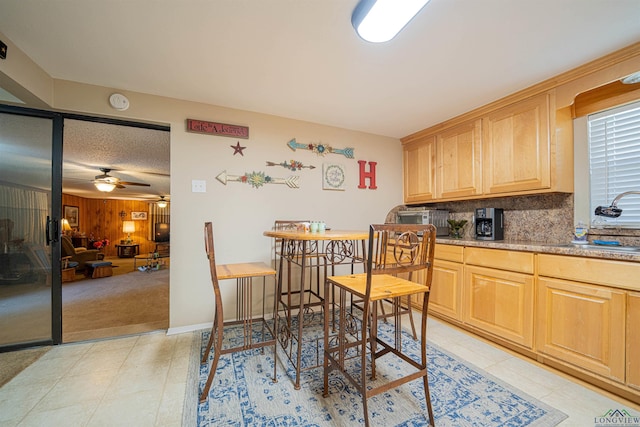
200, 222, 279, 403
323, 223, 437, 427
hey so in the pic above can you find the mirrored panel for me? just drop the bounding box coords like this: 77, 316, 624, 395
0, 112, 53, 346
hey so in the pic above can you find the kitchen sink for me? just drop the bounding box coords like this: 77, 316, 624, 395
551, 243, 640, 253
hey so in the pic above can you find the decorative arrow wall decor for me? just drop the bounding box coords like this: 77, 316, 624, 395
216, 170, 300, 189
266, 160, 316, 171
287, 138, 354, 159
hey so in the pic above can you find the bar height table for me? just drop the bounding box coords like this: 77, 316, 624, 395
263, 229, 368, 389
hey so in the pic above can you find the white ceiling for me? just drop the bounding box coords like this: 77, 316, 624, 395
0, 0, 639, 199
1, 0, 639, 138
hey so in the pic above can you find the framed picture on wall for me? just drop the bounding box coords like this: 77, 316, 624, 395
131, 211, 148, 220
63, 205, 79, 228
323, 163, 346, 191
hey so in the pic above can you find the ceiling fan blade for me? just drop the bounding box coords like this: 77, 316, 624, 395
119, 181, 151, 187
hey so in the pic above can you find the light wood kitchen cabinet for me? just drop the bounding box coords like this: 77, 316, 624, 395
483, 92, 552, 194
463, 248, 535, 349
429, 244, 464, 321
537, 254, 634, 383
403, 136, 436, 203
628, 292, 640, 390
436, 119, 482, 199
402, 90, 572, 204
536, 277, 625, 382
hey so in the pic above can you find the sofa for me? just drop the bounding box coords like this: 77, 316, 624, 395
61, 235, 102, 271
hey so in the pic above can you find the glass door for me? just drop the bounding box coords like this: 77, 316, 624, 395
0, 105, 63, 349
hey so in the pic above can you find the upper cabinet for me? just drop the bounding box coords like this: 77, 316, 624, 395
401, 90, 573, 204
436, 119, 483, 199
403, 136, 436, 203
483, 93, 551, 194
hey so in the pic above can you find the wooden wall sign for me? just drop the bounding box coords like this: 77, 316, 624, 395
186, 119, 249, 139
358, 160, 377, 189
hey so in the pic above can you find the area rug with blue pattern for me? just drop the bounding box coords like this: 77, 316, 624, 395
197, 315, 567, 426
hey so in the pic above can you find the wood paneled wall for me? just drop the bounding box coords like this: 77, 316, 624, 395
62, 194, 158, 257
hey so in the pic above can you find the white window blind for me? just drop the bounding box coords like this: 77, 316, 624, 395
589, 100, 640, 227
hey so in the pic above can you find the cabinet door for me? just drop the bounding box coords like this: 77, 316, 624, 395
483, 92, 551, 194
537, 277, 625, 382
403, 136, 436, 203
628, 292, 640, 390
437, 119, 482, 199
429, 259, 463, 320
463, 266, 534, 348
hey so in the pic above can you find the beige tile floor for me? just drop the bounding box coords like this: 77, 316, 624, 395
1, 317, 639, 426
0, 331, 196, 427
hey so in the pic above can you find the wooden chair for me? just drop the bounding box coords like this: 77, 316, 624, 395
323, 223, 437, 427
200, 222, 278, 403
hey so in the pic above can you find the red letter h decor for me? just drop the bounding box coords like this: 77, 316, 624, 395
358, 160, 377, 189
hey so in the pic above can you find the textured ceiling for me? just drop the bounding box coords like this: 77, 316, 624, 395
62, 120, 170, 201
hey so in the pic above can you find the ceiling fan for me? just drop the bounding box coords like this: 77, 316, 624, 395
93, 168, 150, 192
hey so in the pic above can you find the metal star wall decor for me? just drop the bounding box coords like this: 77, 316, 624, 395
216, 170, 300, 189
231, 141, 246, 156
287, 138, 354, 159
266, 160, 316, 171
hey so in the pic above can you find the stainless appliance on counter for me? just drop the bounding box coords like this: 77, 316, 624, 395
475, 208, 504, 240
397, 209, 449, 236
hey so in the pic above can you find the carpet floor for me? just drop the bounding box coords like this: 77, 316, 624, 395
197, 314, 568, 427
0, 346, 50, 388
62, 269, 169, 343
62, 259, 169, 342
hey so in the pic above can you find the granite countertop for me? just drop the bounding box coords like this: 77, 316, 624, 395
435, 237, 640, 262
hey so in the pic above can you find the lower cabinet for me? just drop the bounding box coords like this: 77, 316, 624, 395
537, 277, 626, 382
429, 245, 464, 321
463, 247, 534, 349
537, 254, 639, 384
426, 245, 640, 402
464, 265, 534, 348
627, 292, 640, 390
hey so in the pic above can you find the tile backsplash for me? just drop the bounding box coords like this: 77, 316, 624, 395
388, 193, 575, 243
387, 193, 640, 245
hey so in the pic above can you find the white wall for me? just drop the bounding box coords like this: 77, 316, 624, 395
51, 80, 403, 331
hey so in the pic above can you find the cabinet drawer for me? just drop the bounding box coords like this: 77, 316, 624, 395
465, 247, 534, 274
434, 244, 464, 263
538, 254, 640, 291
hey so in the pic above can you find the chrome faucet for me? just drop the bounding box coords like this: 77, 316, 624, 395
594, 191, 640, 218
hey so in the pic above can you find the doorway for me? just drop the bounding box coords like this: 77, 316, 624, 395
60, 117, 170, 343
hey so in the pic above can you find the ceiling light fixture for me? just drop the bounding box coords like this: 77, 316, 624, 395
351, 0, 430, 43
157, 196, 168, 208
94, 182, 116, 192
621, 71, 640, 85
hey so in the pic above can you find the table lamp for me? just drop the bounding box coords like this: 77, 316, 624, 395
61, 218, 72, 235
122, 221, 135, 244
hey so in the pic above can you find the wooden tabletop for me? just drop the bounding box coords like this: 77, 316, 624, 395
263, 229, 369, 241
216, 262, 276, 280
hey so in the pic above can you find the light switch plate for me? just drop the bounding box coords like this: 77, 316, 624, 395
192, 180, 206, 193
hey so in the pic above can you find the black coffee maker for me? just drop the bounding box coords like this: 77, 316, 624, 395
475, 208, 504, 241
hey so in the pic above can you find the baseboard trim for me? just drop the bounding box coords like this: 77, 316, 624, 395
167, 322, 212, 336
